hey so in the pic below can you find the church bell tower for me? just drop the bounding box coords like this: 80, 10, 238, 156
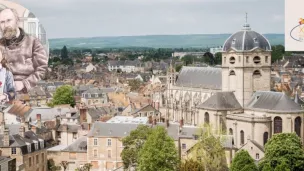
221, 14, 272, 107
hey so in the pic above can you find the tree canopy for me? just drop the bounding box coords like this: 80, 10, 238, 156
230, 150, 258, 171
138, 126, 179, 171
60, 45, 69, 59
258, 133, 304, 171
179, 159, 205, 171
121, 125, 153, 169
191, 125, 228, 171
48, 85, 75, 107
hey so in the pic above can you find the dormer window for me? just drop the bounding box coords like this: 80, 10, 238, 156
40, 141, 44, 149
232, 38, 236, 44
27, 144, 31, 153
229, 57, 236, 64
34, 142, 38, 150
254, 38, 258, 43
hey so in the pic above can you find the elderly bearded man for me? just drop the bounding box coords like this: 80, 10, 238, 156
0, 8, 48, 93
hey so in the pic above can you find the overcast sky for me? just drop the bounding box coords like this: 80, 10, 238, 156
13, 0, 284, 39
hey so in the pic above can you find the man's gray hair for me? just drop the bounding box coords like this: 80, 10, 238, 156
0, 8, 20, 22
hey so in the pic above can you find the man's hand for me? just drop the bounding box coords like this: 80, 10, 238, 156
15, 81, 24, 92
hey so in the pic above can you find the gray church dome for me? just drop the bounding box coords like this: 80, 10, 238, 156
222, 23, 271, 52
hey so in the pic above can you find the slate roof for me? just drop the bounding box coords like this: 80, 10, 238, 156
175, 66, 221, 89
26, 107, 75, 122
57, 124, 80, 133
88, 122, 199, 141
87, 107, 108, 121
198, 92, 242, 110
245, 91, 304, 113
62, 136, 87, 152
130, 104, 158, 115
223, 24, 271, 52
88, 122, 139, 137
83, 87, 115, 94
28, 87, 46, 97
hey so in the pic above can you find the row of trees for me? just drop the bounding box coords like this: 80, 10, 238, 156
231, 133, 304, 171
121, 124, 228, 171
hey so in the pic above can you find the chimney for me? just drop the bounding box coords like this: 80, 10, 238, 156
24, 121, 29, 132
31, 126, 37, 134
180, 118, 184, 128
19, 126, 25, 137
3, 128, 9, 146
37, 114, 41, 129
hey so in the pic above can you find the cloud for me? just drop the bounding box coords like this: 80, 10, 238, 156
10, 0, 284, 38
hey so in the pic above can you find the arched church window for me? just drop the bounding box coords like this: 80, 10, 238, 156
229, 128, 234, 145
246, 56, 249, 63
295, 117, 302, 137
229, 70, 236, 76
263, 132, 268, 145
274, 116, 282, 134
224, 57, 226, 64
240, 130, 244, 145
253, 70, 261, 76
229, 57, 235, 64
253, 56, 261, 64
204, 112, 209, 124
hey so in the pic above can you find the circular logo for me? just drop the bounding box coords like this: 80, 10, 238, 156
290, 18, 304, 42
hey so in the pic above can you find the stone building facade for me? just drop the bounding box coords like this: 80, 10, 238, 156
156, 22, 304, 162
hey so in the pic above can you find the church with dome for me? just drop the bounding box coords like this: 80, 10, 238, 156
156, 22, 304, 161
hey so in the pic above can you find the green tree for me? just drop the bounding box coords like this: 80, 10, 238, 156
258, 133, 304, 171
75, 163, 93, 171
48, 85, 75, 107
76, 59, 82, 63
182, 55, 196, 66
214, 52, 222, 65
180, 159, 205, 171
121, 125, 153, 170
47, 159, 61, 171
128, 79, 141, 92
175, 65, 183, 72
191, 125, 228, 171
138, 126, 179, 171
230, 150, 257, 171
61, 45, 69, 59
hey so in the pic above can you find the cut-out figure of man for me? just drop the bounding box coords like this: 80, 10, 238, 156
0, 8, 48, 93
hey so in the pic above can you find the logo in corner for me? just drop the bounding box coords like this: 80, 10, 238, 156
290, 18, 304, 42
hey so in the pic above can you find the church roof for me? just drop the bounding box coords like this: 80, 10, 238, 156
175, 66, 221, 89
245, 91, 304, 113
222, 23, 271, 52
198, 92, 242, 110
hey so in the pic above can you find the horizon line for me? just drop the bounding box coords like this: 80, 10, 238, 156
48, 32, 285, 40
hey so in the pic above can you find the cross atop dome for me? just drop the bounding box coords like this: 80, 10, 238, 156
242, 12, 251, 30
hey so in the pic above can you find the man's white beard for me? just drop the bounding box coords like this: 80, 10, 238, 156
2, 27, 17, 39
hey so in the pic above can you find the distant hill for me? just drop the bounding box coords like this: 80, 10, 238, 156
49, 34, 284, 49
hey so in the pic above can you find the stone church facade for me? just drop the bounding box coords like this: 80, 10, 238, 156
154, 22, 304, 161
